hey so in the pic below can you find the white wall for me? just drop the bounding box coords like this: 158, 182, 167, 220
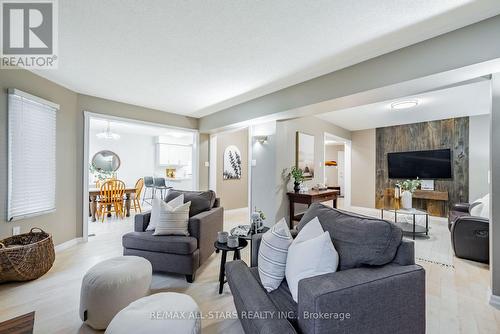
89, 129, 156, 187
325, 144, 344, 187
351, 129, 376, 208
469, 114, 491, 201
250, 122, 277, 225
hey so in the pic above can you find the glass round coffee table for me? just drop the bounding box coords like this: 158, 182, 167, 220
381, 208, 429, 240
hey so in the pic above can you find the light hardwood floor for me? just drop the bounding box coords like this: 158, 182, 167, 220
1, 206, 499, 333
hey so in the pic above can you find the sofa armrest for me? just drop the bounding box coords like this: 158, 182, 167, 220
188, 206, 224, 264
452, 203, 471, 213
134, 211, 151, 232
226, 260, 297, 334
298, 264, 425, 334
451, 215, 489, 263
251, 229, 298, 267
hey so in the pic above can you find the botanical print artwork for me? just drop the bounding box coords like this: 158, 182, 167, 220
296, 132, 314, 179
223, 145, 242, 180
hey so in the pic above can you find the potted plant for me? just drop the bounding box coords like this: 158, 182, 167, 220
396, 178, 422, 209
289, 166, 304, 192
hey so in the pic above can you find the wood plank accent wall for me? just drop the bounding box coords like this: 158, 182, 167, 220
375, 117, 469, 215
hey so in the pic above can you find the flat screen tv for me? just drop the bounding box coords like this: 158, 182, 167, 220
387, 149, 452, 179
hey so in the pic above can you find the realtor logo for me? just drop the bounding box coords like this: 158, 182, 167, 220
1, 0, 58, 68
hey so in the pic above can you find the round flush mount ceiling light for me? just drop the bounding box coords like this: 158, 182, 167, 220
391, 100, 419, 110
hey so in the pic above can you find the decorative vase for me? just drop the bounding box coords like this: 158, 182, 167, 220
401, 190, 413, 209
293, 181, 301, 192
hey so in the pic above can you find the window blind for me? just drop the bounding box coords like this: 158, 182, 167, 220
8, 89, 58, 221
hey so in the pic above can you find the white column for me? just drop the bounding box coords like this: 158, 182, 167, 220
490, 73, 500, 303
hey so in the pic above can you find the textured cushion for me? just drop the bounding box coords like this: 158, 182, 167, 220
80, 256, 152, 330
122, 231, 198, 255
105, 292, 201, 334
298, 203, 402, 270
147, 195, 184, 231
153, 197, 191, 236
258, 218, 293, 292
286, 217, 338, 302
166, 190, 216, 217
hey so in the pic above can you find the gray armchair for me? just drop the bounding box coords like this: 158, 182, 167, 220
122, 190, 223, 282
226, 203, 425, 334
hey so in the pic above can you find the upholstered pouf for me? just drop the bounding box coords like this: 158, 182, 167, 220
80, 256, 152, 330
105, 292, 201, 334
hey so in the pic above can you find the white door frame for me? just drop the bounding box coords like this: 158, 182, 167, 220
82, 111, 199, 242
323, 132, 352, 208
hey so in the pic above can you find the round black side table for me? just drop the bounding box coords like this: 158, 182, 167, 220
214, 239, 248, 294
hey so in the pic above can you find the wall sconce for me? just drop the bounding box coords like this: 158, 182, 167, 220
254, 135, 268, 144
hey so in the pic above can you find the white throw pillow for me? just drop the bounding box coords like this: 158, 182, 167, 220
258, 218, 293, 292
479, 194, 490, 219
147, 195, 184, 231
470, 201, 483, 217
152, 196, 191, 236
285, 217, 339, 302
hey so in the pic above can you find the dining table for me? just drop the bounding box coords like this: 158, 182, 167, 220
88, 187, 137, 222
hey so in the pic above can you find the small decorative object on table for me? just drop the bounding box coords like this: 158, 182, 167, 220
217, 231, 229, 243
250, 208, 266, 233
231, 225, 251, 237
396, 178, 422, 209
289, 166, 304, 192
227, 235, 239, 248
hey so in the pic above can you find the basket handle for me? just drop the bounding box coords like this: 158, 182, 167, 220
30, 227, 45, 234
0, 242, 5, 249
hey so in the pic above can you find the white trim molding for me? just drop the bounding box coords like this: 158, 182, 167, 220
55, 238, 83, 253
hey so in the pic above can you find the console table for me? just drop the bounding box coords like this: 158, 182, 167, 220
287, 189, 339, 229
382, 188, 449, 217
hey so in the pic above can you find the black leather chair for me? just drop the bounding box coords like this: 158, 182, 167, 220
449, 203, 489, 264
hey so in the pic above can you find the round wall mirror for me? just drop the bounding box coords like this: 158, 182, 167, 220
92, 150, 121, 172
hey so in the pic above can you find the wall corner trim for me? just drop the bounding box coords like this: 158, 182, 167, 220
488, 289, 500, 310
55, 237, 83, 253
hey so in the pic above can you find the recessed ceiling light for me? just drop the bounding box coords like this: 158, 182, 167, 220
391, 100, 419, 110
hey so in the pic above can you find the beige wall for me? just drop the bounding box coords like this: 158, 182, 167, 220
275, 116, 351, 221
351, 129, 376, 208
0, 69, 198, 245
216, 129, 248, 210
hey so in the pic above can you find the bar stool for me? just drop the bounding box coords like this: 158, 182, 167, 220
153, 177, 171, 200
142, 176, 155, 205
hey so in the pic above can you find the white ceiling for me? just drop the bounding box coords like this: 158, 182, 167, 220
34, 0, 500, 117
316, 80, 491, 131
90, 118, 194, 141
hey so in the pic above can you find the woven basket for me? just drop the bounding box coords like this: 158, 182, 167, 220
0, 228, 55, 283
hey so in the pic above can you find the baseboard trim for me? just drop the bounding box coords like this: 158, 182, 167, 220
55, 237, 83, 253
488, 289, 500, 309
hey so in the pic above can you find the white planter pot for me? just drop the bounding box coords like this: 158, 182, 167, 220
401, 191, 413, 209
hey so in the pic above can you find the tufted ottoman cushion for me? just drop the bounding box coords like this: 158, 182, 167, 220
80, 256, 152, 330
105, 292, 201, 334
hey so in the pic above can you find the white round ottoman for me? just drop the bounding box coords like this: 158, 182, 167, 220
80, 256, 152, 330
105, 292, 201, 334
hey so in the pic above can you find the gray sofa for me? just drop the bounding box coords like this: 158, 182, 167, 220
122, 190, 223, 282
226, 203, 425, 334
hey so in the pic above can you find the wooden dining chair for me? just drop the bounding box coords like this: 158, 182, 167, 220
126, 178, 144, 214
97, 179, 125, 222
